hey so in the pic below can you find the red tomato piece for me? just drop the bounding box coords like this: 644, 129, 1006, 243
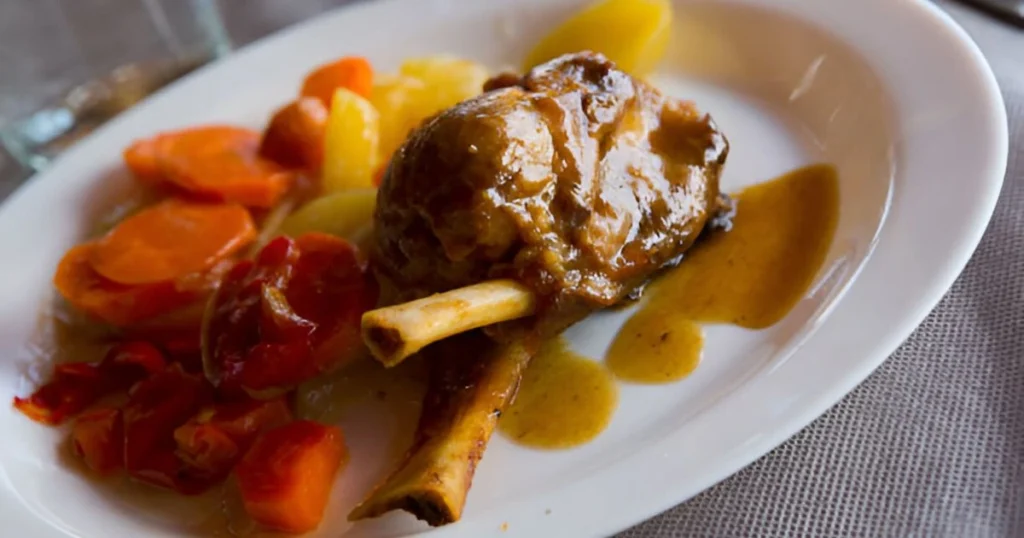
258, 97, 328, 172
290, 233, 377, 372
123, 303, 207, 371
205, 237, 300, 395
13, 362, 105, 425
237, 340, 317, 397
71, 407, 124, 474
99, 341, 167, 381
13, 343, 169, 426
234, 421, 346, 533
123, 363, 215, 494
205, 234, 375, 397
174, 397, 292, 478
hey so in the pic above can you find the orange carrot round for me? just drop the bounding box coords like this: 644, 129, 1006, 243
130, 126, 294, 208
300, 56, 373, 106
55, 243, 201, 326
124, 137, 163, 183
160, 126, 294, 208
90, 200, 256, 286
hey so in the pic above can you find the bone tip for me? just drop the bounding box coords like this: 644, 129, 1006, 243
348, 493, 458, 527
363, 324, 414, 367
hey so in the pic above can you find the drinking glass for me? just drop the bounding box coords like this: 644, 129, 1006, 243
0, 0, 232, 171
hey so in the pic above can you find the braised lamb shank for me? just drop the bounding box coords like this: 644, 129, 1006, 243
351, 52, 730, 525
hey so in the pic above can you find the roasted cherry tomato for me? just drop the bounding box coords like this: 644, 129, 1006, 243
100, 341, 167, 381
14, 363, 105, 425
258, 97, 328, 172
205, 233, 376, 397
174, 397, 292, 479
122, 363, 215, 494
13, 342, 167, 425
71, 407, 124, 475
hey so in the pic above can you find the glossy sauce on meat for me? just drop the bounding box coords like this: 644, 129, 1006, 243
373, 52, 729, 338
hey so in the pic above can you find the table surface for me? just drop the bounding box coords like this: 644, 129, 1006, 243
1, 1, 1021, 536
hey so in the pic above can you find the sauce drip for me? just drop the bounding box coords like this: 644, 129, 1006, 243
499, 336, 617, 449
606, 164, 840, 383
607, 306, 704, 382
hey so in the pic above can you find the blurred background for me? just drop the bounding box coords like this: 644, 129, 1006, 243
0, 0, 368, 194
0, 0, 1019, 195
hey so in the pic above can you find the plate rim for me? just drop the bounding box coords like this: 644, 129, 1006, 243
0, 0, 1008, 536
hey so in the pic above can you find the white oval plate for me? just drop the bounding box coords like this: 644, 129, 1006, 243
0, 0, 1006, 536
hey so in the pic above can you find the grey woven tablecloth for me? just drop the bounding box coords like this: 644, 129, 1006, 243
1, 1, 1021, 536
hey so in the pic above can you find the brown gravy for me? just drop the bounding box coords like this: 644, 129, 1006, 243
498, 336, 617, 449
606, 163, 840, 383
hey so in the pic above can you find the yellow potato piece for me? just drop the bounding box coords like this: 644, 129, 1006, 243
523, 0, 673, 76
399, 56, 489, 123
323, 87, 380, 192
370, 74, 427, 164
281, 188, 378, 240
370, 57, 490, 165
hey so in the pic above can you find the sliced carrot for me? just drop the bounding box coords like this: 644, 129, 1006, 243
55, 244, 200, 326
259, 97, 329, 172
123, 137, 163, 183
235, 421, 346, 533
301, 56, 374, 106
137, 126, 294, 208
89, 199, 256, 286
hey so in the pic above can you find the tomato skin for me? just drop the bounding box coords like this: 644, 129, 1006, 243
122, 363, 215, 494
174, 397, 292, 479
13, 342, 167, 426
13, 363, 105, 425
206, 234, 376, 397
290, 233, 377, 371
71, 407, 124, 475
259, 97, 328, 172
100, 341, 167, 380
